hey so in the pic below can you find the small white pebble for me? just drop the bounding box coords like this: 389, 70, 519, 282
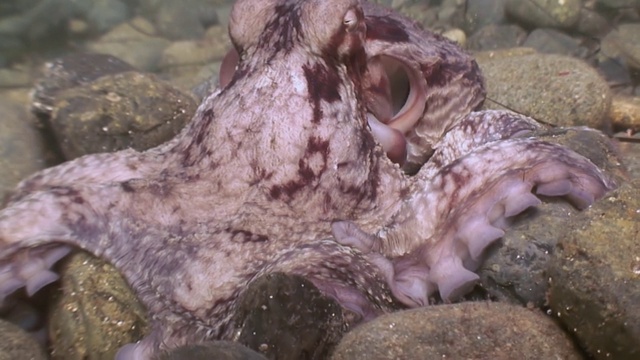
442, 28, 466, 46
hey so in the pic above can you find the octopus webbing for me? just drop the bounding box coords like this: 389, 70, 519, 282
0, 0, 615, 358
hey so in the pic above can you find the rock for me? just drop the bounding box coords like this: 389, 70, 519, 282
477, 52, 612, 129
0, 99, 47, 200
617, 141, 640, 179
48, 71, 196, 159
467, 24, 526, 51
157, 25, 231, 90
455, 0, 507, 35
0, 319, 47, 360
597, 56, 633, 90
152, 0, 218, 40
232, 273, 347, 360
0, 0, 76, 42
49, 251, 148, 360
31, 53, 136, 117
575, 6, 612, 38
597, 0, 640, 8
160, 341, 267, 360
331, 302, 582, 360
479, 127, 628, 306
0, 34, 25, 67
610, 95, 640, 131
87, 17, 171, 72
505, 0, 581, 29
522, 28, 588, 57
0, 65, 32, 89
548, 179, 640, 359
82, 0, 132, 34
136, 0, 221, 40
601, 23, 640, 70
441, 28, 466, 47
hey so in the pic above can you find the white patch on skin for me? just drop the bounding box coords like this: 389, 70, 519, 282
292, 72, 307, 94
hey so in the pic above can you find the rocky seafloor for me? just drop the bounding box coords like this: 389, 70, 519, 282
0, 0, 639, 359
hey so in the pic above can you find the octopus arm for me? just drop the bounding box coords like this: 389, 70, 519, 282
335, 139, 614, 307
0, 183, 127, 303
5, 150, 153, 204
419, 110, 543, 179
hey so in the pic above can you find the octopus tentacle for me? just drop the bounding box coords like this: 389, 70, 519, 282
6, 150, 153, 204
352, 139, 615, 306
419, 110, 542, 179
0, 183, 136, 304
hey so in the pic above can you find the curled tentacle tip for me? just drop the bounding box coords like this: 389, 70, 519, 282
367, 114, 407, 165
25, 269, 59, 296
116, 342, 148, 360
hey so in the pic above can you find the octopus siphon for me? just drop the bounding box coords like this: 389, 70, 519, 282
0, 0, 615, 358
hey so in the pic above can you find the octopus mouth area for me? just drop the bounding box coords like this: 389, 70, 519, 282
364, 55, 426, 166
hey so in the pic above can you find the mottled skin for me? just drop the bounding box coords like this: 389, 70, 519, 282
0, 0, 614, 358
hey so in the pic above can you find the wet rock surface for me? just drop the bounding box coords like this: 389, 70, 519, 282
505, 0, 582, 29
232, 273, 348, 360
31, 53, 136, 118
330, 302, 583, 360
0, 99, 48, 200
0, 319, 47, 360
49, 71, 197, 159
160, 341, 267, 360
548, 179, 640, 359
48, 251, 148, 360
477, 52, 612, 129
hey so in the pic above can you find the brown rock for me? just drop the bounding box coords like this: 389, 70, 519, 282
331, 302, 582, 360
477, 52, 612, 130
0, 319, 47, 360
0, 99, 47, 200
49, 71, 196, 159
49, 251, 148, 360
610, 95, 640, 132
233, 273, 347, 360
548, 179, 640, 359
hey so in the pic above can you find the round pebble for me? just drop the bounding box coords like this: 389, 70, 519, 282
477, 52, 612, 129
548, 179, 640, 359
331, 302, 582, 360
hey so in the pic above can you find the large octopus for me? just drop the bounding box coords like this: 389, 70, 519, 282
0, 0, 615, 358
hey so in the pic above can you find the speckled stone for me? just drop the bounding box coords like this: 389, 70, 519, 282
86, 17, 171, 72
505, 0, 581, 29
232, 273, 348, 360
477, 52, 612, 130
48, 251, 148, 360
0, 319, 47, 360
49, 71, 196, 159
548, 179, 640, 359
0, 99, 47, 199
31, 53, 135, 118
331, 302, 583, 360
611, 95, 640, 131
601, 23, 640, 70
160, 341, 267, 360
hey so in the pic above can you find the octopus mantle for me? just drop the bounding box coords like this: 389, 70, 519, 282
0, 0, 614, 359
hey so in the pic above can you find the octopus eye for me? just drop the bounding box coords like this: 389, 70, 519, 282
343, 8, 359, 31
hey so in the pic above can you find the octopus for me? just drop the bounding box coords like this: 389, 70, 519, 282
0, 0, 615, 358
